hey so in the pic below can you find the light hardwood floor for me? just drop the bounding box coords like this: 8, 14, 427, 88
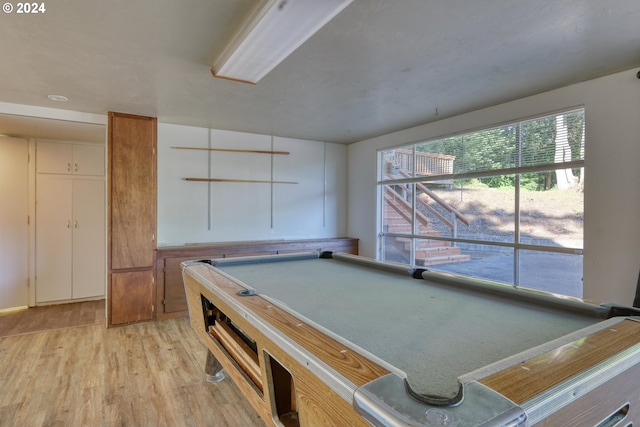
0, 300, 105, 338
0, 303, 265, 427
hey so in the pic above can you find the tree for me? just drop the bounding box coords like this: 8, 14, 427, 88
554, 114, 578, 189
579, 119, 585, 185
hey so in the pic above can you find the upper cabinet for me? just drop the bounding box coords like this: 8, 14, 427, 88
37, 141, 105, 176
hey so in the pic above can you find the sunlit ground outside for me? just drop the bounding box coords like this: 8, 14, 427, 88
383, 182, 584, 297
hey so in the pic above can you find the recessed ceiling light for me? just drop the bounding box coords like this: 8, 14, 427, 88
47, 94, 68, 102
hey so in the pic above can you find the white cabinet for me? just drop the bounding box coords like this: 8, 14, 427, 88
36, 176, 72, 302
36, 176, 105, 302
35, 142, 105, 303
37, 141, 104, 176
72, 179, 106, 299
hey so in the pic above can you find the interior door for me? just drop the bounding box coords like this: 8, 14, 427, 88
0, 137, 29, 309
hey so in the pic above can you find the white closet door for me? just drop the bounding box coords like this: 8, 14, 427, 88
37, 141, 73, 174
0, 137, 28, 309
72, 179, 105, 298
36, 175, 73, 302
73, 145, 104, 176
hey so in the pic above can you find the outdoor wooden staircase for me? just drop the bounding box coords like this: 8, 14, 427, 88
383, 186, 470, 266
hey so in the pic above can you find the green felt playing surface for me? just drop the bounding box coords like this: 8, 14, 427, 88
216, 255, 600, 400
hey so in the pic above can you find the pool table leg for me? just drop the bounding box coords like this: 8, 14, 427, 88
205, 349, 225, 383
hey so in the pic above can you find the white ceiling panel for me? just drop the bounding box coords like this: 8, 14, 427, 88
0, 0, 638, 143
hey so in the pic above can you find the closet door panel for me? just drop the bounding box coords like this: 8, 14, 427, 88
37, 141, 73, 174
36, 176, 72, 302
73, 145, 104, 176
72, 179, 106, 299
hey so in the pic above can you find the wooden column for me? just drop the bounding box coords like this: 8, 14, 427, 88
108, 112, 157, 327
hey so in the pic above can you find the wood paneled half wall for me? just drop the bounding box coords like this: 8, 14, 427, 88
156, 237, 358, 320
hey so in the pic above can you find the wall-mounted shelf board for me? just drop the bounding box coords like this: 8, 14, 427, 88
185, 178, 297, 184
172, 146, 289, 155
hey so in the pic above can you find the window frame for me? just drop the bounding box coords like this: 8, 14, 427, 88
377, 108, 585, 290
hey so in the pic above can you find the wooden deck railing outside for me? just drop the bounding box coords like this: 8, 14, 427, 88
392, 149, 455, 176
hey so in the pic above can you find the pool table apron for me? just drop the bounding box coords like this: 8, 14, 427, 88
211, 253, 604, 402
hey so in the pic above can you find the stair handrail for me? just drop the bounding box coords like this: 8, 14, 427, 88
398, 170, 470, 226
387, 184, 455, 230
383, 186, 432, 229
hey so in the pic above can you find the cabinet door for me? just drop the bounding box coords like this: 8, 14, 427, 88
37, 141, 73, 174
72, 179, 106, 299
37, 141, 105, 176
73, 145, 105, 176
36, 176, 73, 302
110, 114, 156, 269
110, 270, 154, 325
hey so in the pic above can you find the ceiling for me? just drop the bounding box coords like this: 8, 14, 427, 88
0, 0, 639, 144
0, 114, 106, 142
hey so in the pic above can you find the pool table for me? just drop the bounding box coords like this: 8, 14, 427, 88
181, 252, 640, 427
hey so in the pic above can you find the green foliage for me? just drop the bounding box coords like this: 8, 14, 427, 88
484, 175, 514, 188
412, 109, 584, 176
520, 173, 546, 191
386, 110, 585, 197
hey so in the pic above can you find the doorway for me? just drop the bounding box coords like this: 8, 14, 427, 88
0, 136, 29, 309
0, 112, 106, 315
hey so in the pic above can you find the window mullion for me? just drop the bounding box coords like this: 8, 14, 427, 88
514, 124, 521, 286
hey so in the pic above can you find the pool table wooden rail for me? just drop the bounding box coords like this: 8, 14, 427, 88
480, 318, 640, 404
183, 262, 389, 427
480, 317, 640, 425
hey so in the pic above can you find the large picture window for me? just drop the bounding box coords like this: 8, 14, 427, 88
378, 108, 584, 297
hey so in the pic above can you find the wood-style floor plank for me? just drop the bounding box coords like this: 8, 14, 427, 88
0, 316, 265, 427
0, 300, 105, 338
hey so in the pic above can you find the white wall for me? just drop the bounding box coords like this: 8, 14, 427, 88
348, 68, 640, 306
157, 124, 347, 245
0, 137, 29, 309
